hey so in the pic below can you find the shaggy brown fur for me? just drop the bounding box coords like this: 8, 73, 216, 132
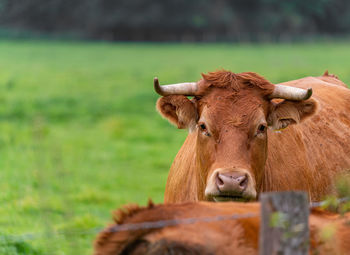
156, 70, 350, 203
199, 71, 274, 96
94, 201, 350, 255
95, 200, 157, 255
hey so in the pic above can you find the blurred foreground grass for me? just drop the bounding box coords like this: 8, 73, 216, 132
0, 40, 350, 254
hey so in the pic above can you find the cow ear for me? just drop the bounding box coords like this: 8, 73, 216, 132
156, 95, 198, 130
267, 98, 317, 131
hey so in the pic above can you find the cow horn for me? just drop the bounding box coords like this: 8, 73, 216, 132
154, 77, 198, 96
269, 85, 312, 100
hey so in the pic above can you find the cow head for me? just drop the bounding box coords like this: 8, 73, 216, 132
156, 71, 317, 202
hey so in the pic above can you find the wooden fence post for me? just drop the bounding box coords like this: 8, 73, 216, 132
259, 191, 309, 255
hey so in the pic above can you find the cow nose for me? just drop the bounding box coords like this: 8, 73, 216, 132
216, 172, 248, 193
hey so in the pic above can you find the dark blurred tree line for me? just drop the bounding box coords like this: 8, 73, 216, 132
1, 0, 350, 41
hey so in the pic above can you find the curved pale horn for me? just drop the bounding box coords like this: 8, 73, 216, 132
154, 77, 198, 96
269, 85, 313, 100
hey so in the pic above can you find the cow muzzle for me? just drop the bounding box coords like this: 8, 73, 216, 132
205, 168, 257, 202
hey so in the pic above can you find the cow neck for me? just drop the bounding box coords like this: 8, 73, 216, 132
164, 132, 199, 203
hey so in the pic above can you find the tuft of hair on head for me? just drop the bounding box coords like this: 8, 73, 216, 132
201, 70, 274, 96
201, 70, 239, 90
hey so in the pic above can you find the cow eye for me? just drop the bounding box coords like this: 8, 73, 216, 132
198, 122, 210, 136
257, 124, 267, 134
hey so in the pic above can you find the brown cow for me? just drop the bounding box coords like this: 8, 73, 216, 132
94, 201, 350, 255
155, 70, 350, 202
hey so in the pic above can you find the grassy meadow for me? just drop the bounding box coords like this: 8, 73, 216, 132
0, 40, 350, 254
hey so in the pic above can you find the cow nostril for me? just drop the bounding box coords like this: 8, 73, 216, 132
216, 174, 224, 186
238, 175, 248, 188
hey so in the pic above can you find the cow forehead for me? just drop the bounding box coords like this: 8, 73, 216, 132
198, 90, 267, 127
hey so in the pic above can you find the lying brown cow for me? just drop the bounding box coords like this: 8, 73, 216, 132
155, 70, 350, 202
94, 201, 350, 255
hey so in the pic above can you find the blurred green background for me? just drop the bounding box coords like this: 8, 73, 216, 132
1, 0, 350, 254
0, 40, 349, 254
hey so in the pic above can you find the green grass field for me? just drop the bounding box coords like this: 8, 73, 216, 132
1, 40, 350, 254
